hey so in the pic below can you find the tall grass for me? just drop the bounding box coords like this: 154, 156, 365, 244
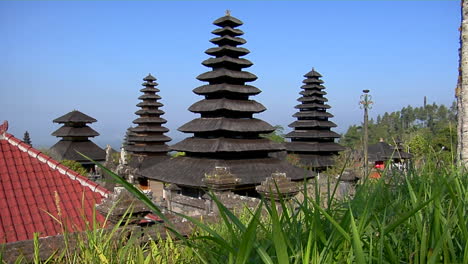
4, 152, 467, 263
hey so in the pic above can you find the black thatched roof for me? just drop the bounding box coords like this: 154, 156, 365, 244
286, 68, 344, 171
53, 110, 96, 124
368, 141, 412, 162
140, 13, 309, 188
126, 74, 171, 156
49, 140, 105, 163
178, 118, 275, 133
50, 110, 104, 164
141, 156, 312, 187
172, 137, 284, 153
188, 99, 266, 113
51, 126, 99, 137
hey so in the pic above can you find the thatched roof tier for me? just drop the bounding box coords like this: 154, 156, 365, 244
286, 68, 343, 171
210, 36, 246, 46
143, 74, 156, 81
49, 140, 105, 163
135, 109, 165, 115
293, 111, 334, 118
178, 118, 274, 133
132, 117, 167, 124
197, 69, 257, 82
141, 156, 311, 187
140, 86, 160, 92
172, 137, 284, 153
126, 74, 171, 156
202, 56, 253, 69
138, 94, 161, 100
301, 84, 325, 90
189, 99, 266, 113
285, 130, 341, 139
298, 96, 328, 102
304, 69, 322, 78
128, 135, 171, 143
212, 27, 244, 36
136, 101, 163, 108
287, 142, 345, 152
53, 110, 96, 124
51, 126, 99, 137
213, 15, 243, 27
131, 126, 169, 133
300, 90, 327, 96
288, 120, 337, 128
205, 46, 250, 58
295, 103, 331, 109
303, 78, 324, 84
193, 84, 261, 95
126, 144, 170, 154
293, 154, 336, 168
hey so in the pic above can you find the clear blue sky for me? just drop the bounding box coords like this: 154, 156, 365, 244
0, 1, 460, 149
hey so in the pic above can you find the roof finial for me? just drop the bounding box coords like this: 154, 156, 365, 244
0, 120, 9, 137
225, 9, 231, 16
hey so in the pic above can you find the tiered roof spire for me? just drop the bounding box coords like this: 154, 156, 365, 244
286, 68, 345, 170
126, 74, 171, 156
49, 110, 105, 166
143, 13, 307, 188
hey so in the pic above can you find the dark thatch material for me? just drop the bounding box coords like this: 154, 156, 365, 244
295, 103, 331, 109
298, 96, 328, 102
288, 120, 337, 128
188, 99, 266, 113
285, 130, 341, 139
286, 142, 345, 152
210, 36, 247, 46
50, 110, 105, 165
193, 84, 261, 95
286, 68, 344, 171
126, 74, 171, 156
51, 126, 99, 137
172, 137, 284, 153
141, 156, 312, 187
202, 56, 252, 68
367, 141, 412, 163
53, 110, 96, 123
140, 14, 310, 189
293, 111, 334, 118
212, 26, 244, 36
178, 118, 275, 133
197, 68, 257, 82
300, 90, 327, 96
49, 140, 105, 163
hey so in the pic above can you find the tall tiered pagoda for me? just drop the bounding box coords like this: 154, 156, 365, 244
143, 13, 308, 194
49, 110, 105, 169
286, 68, 345, 170
126, 74, 171, 159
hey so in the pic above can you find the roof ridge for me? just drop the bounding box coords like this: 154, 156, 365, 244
4, 133, 110, 197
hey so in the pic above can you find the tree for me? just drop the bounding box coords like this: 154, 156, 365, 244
23, 131, 31, 146
261, 125, 285, 143
60, 160, 88, 176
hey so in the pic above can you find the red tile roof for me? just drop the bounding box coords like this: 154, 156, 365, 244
0, 124, 111, 244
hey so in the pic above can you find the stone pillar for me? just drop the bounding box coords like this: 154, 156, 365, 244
164, 184, 181, 213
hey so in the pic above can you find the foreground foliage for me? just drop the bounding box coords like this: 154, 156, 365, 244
3, 153, 468, 263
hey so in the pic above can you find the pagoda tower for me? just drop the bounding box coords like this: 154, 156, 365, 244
49, 110, 105, 169
285, 68, 345, 170
126, 74, 171, 159
143, 13, 308, 193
